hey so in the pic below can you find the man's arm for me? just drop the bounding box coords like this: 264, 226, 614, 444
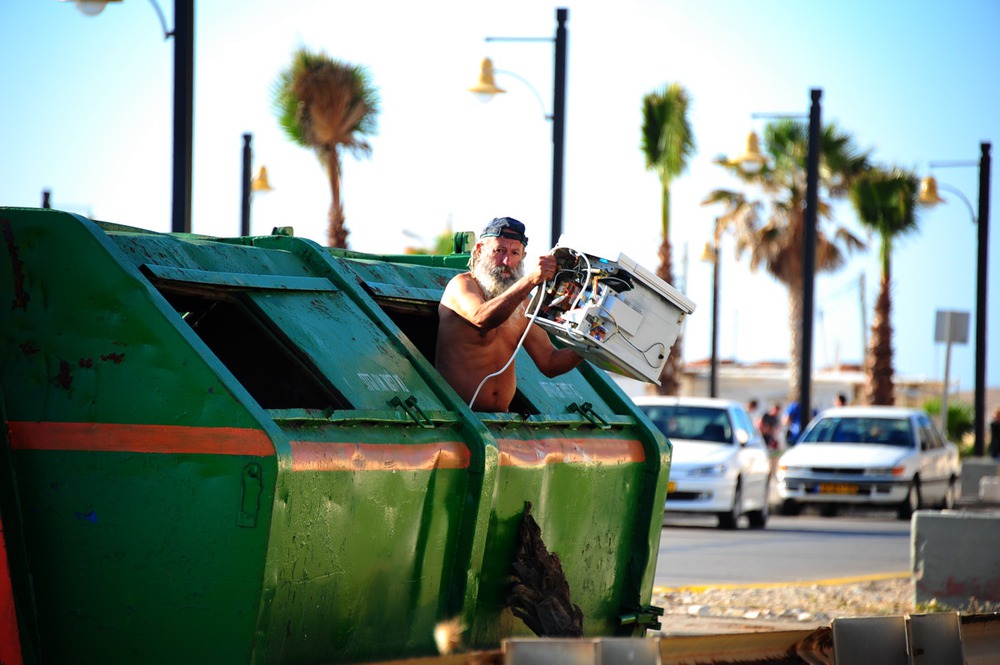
522, 324, 585, 378
440, 255, 556, 331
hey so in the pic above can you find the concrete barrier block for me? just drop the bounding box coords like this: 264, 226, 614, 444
980, 477, 1000, 502
912, 510, 1000, 610
960, 459, 1000, 499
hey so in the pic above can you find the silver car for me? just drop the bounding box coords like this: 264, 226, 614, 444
776, 406, 961, 519
634, 396, 772, 529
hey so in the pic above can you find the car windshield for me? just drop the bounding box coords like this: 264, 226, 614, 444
639, 405, 733, 444
799, 416, 913, 447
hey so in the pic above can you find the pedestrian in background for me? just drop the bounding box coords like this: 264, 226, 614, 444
758, 403, 781, 452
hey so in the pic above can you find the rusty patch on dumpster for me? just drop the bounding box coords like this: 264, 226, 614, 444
101, 352, 125, 364
19, 342, 40, 355
1, 218, 30, 311
55, 359, 72, 390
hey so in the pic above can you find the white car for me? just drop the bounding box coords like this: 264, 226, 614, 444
776, 406, 961, 519
633, 396, 772, 529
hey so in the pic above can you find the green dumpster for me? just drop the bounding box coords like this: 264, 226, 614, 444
0, 208, 672, 664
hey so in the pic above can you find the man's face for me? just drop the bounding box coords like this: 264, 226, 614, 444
472, 236, 525, 299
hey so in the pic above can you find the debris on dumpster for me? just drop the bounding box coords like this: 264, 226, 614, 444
508, 502, 584, 638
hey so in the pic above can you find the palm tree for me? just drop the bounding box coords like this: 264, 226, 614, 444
641, 83, 695, 395
849, 166, 921, 405
703, 120, 870, 402
273, 47, 380, 248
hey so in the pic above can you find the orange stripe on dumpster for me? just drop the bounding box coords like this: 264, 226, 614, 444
496, 438, 645, 467
290, 441, 470, 471
6, 421, 274, 456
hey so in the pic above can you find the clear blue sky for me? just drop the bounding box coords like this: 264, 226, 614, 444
3, 0, 998, 395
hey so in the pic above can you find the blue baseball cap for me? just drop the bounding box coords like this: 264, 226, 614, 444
480, 217, 528, 247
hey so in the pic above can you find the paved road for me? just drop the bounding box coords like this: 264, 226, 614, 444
653, 512, 911, 589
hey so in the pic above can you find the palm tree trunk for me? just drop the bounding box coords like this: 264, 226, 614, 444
865, 272, 895, 405
653, 235, 681, 395
326, 150, 348, 248
787, 273, 803, 403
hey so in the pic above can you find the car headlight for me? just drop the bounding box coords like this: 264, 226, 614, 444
689, 464, 726, 477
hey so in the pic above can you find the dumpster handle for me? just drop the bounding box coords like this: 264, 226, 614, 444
238, 463, 262, 528
569, 402, 612, 430
389, 395, 434, 429
618, 604, 664, 629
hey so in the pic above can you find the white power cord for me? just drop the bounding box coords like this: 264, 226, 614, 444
467, 278, 550, 409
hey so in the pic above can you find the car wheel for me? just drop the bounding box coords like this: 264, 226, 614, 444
780, 499, 801, 516
747, 483, 771, 529
897, 479, 921, 520
940, 477, 957, 510
717, 480, 742, 530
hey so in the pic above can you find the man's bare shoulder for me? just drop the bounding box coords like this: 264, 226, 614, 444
440, 272, 483, 310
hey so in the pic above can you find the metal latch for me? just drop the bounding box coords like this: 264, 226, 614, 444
569, 402, 611, 430
618, 604, 664, 631
389, 395, 434, 428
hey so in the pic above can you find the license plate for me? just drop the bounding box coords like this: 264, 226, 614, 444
819, 482, 858, 495
668, 481, 676, 494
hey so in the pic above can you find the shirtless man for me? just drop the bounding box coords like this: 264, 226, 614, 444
435, 217, 584, 412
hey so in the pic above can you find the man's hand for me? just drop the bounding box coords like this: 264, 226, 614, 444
529, 253, 557, 286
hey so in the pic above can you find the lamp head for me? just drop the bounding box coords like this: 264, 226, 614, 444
468, 58, 506, 102
60, 0, 121, 17
700, 241, 718, 263
730, 131, 767, 174
251, 166, 274, 193
918, 175, 946, 206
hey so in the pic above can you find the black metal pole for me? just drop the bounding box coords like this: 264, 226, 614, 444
974, 142, 991, 456
800, 88, 822, 439
42, 190, 51, 209
241, 133, 252, 237
710, 244, 720, 398
172, 0, 194, 233
551, 8, 567, 249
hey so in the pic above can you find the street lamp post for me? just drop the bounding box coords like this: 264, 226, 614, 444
732, 89, 822, 437
919, 142, 992, 454
701, 236, 721, 397
472, 8, 568, 249
62, 0, 194, 234
173, 0, 194, 234
801, 88, 822, 443
240, 132, 273, 236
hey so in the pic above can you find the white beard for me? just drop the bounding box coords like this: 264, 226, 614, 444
472, 258, 524, 300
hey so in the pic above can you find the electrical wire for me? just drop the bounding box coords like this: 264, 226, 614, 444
465, 244, 644, 408
467, 277, 550, 410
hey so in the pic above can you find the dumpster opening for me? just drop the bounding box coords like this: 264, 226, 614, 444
158, 287, 351, 411
376, 299, 440, 365
371, 295, 540, 416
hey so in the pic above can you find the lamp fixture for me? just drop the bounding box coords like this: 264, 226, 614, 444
61, 0, 120, 17
917, 144, 992, 455
699, 241, 718, 263
251, 166, 273, 193
918, 175, 947, 206
731, 131, 767, 173
60, 0, 188, 232
467, 8, 568, 249
468, 58, 506, 101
